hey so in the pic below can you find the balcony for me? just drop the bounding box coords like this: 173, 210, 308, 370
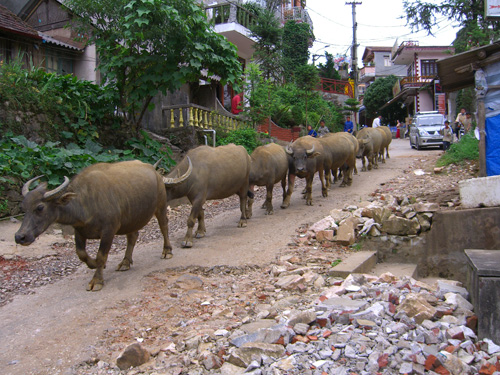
359, 66, 376, 83
282, 6, 313, 28
400, 75, 435, 89
204, 2, 257, 60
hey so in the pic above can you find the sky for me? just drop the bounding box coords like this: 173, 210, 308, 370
306, 0, 460, 68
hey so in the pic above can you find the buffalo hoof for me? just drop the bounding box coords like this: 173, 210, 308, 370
265, 210, 274, 215
116, 258, 132, 271
322, 189, 328, 197
280, 202, 290, 209
368, 165, 372, 171
181, 240, 193, 248
195, 232, 206, 239
161, 248, 173, 259
306, 200, 313, 206
245, 210, 253, 219
87, 278, 103, 292
238, 220, 247, 228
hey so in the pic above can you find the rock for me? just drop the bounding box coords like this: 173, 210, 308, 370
397, 293, 437, 324
317, 297, 368, 312
330, 209, 353, 223
116, 343, 150, 370
275, 275, 305, 290
414, 202, 440, 212
381, 215, 420, 235
201, 353, 223, 370
309, 215, 337, 232
336, 219, 356, 245
220, 362, 246, 374
174, 274, 203, 290
287, 310, 317, 326
437, 281, 469, 299
444, 293, 474, 311
228, 343, 285, 368
316, 230, 334, 242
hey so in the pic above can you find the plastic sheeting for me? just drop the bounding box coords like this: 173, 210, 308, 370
486, 114, 500, 176
484, 62, 500, 176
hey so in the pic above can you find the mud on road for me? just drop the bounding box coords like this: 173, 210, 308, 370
0, 139, 464, 374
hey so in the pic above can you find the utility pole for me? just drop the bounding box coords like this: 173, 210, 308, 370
346, 1, 361, 130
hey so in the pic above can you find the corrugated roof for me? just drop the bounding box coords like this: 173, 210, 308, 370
39, 32, 85, 51
0, 3, 40, 39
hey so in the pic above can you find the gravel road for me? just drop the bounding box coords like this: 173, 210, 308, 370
0, 139, 461, 374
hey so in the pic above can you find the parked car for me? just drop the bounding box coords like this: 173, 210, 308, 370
409, 111, 445, 150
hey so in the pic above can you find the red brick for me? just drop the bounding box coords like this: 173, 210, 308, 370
425, 355, 437, 370
434, 365, 451, 375
378, 353, 389, 368
322, 329, 333, 338
466, 315, 478, 331
479, 363, 497, 375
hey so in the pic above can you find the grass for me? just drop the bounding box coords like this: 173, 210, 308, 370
331, 259, 342, 267
436, 133, 479, 167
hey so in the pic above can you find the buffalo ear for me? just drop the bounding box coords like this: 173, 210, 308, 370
57, 192, 77, 206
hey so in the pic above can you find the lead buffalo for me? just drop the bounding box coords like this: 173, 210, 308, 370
356, 127, 383, 171
15, 160, 190, 291
164, 143, 251, 248
247, 143, 289, 217
284, 136, 326, 206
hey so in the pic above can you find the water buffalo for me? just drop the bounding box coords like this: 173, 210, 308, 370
246, 143, 288, 217
375, 126, 392, 162
283, 136, 326, 206
15, 159, 191, 291
320, 132, 358, 187
164, 143, 251, 248
356, 127, 383, 171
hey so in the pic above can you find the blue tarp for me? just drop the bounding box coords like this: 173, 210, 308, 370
484, 62, 500, 176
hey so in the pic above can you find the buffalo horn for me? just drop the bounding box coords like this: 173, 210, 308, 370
153, 156, 165, 169
21, 175, 44, 197
285, 143, 293, 155
43, 176, 70, 200
306, 144, 315, 155
163, 157, 192, 186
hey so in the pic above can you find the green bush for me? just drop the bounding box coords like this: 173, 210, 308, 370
436, 134, 479, 166
216, 127, 259, 154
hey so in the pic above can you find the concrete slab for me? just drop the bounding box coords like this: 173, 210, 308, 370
369, 262, 418, 279
459, 175, 500, 208
329, 251, 376, 278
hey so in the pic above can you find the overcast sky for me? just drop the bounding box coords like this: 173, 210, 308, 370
306, 0, 459, 67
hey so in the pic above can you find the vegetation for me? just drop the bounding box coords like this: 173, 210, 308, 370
436, 133, 479, 166
317, 52, 342, 80
65, 0, 243, 133
216, 127, 260, 154
282, 21, 312, 82
363, 75, 406, 124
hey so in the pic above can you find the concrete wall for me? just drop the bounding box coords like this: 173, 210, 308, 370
368, 207, 500, 283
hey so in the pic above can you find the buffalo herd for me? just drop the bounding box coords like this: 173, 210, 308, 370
15, 127, 392, 290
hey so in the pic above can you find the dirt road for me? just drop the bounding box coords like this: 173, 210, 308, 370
0, 139, 437, 374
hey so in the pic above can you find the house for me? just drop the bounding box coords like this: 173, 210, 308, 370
0, 0, 99, 82
385, 40, 454, 115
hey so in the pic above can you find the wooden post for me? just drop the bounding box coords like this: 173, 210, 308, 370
477, 98, 487, 177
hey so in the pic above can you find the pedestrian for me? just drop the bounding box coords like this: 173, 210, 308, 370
454, 107, 466, 139
396, 120, 401, 139
231, 92, 243, 115
372, 115, 382, 128
464, 112, 473, 134
344, 116, 354, 134
307, 125, 317, 137
317, 120, 330, 137
442, 120, 453, 151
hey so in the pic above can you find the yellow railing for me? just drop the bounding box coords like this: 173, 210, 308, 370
162, 104, 246, 131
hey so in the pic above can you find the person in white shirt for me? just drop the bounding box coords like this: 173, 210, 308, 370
372, 115, 382, 128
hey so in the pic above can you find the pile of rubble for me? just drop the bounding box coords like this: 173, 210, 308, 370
94, 270, 500, 375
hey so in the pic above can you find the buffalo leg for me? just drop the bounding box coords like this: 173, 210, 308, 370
264, 183, 274, 215
155, 207, 173, 259
195, 209, 206, 238
281, 173, 295, 209
280, 176, 287, 207
386, 146, 390, 159
75, 231, 96, 269
246, 184, 255, 219
182, 204, 199, 248
319, 169, 328, 198
87, 233, 114, 291
361, 156, 367, 172
237, 188, 248, 228
305, 175, 314, 205
116, 231, 139, 271
367, 154, 373, 171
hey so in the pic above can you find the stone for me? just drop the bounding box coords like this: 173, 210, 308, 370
444, 293, 473, 311
317, 297, 368, 312
275, 275, 305, 290
174, 274, 203, 290
330, 209, 353, 224
381, 215, 420, 235
220, 362, 246, 374
287, 310, 317, 326
116, 343, 150, 370
397, 293, 437, 324
293, 322, 309, 335
437, 281, 469, 299
229, 343, 285, 368
413, 202, 440, 212
336, 220, 356, 245
439, 350, 470, 374
309, 216, 337, 232
316, 230, 334, 242
201, 353, 223, 370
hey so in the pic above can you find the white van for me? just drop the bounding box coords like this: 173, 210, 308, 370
409, 111, 445, 150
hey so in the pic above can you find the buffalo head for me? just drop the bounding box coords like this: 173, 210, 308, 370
285, 142, 318, 174
15, 176, 74, 245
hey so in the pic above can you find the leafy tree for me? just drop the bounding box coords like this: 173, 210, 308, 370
363, 75, 406, 124
294, 65, 320, 126
317, 52, 341, 80
244, 63, 277, 127
402, 0, 500, 53
247, 3, 283, 81
282, 21, 313, 81
343, 98, 361, 115
65, 0, 242, 133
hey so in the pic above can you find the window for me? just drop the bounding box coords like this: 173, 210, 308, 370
421, 59, 438, 76
383, 55, 391, 66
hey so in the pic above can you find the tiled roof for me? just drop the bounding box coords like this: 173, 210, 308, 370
0, 4, 40, 39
